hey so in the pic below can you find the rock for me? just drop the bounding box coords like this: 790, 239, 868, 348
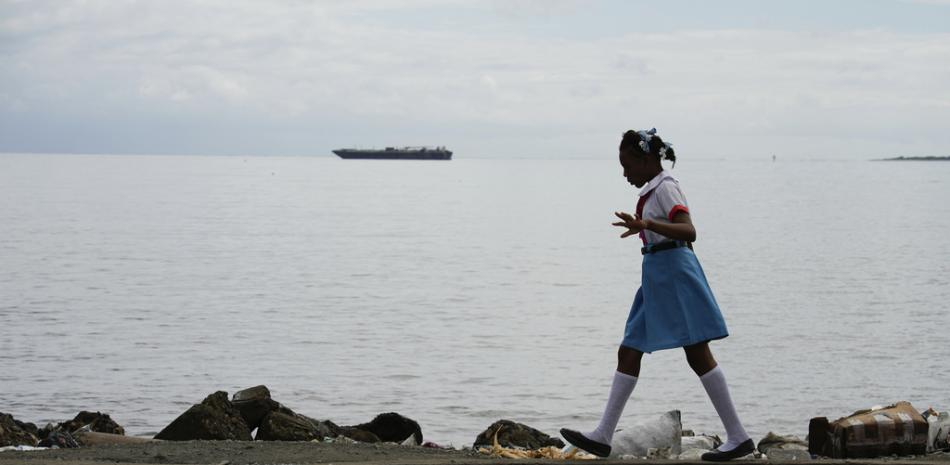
0, 413, 39, 447
154, 391, 252, 441
473, 420, 564, 450
233, 385, 271, 402
255, 410, 339, 441
339, 426, 381, 443
349, 412, 423, 445
231, 385, 281, 430
51, 411, 125, 436
757, 431, 808, 455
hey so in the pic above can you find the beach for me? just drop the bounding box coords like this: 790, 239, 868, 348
2, 440, 950, 465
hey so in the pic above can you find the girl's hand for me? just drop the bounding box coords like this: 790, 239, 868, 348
613, 211, 649, 238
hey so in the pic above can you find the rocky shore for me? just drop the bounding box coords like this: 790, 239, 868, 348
2, 386, 949, 465
0, 440, 949, 465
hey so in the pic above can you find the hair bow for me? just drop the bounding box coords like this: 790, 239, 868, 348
636, 128, 657, 153
659, 142, 672, 158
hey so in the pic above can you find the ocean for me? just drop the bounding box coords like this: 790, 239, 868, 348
1, 153, 948, 447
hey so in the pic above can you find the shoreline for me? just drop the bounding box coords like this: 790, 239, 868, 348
1, 440, 950, 465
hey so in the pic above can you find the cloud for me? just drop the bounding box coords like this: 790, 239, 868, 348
1, 1, 949, 158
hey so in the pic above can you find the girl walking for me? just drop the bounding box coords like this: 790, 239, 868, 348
560, 129, 754, 461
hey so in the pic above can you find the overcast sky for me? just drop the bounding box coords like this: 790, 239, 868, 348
2, 0, 949, 159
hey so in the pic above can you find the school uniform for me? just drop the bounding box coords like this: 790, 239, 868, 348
622, 170, 729, 353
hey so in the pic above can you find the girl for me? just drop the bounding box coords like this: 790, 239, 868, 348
559, 129, 754, 461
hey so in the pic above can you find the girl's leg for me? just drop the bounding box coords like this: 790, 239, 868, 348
584, 345, 643, 444
684, 342, 751, 452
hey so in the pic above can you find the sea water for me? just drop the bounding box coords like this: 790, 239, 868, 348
1, 154, 948, 446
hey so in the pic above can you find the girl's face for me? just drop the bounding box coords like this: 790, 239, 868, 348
619, 150, 652, 187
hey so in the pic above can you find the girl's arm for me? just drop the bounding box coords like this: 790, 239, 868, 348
645, 212, 696, 242
613, 211, 696, 242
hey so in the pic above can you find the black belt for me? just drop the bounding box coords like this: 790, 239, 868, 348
641, 241, 690, 255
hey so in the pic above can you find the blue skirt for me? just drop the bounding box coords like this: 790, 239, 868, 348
621, 246, 729, 353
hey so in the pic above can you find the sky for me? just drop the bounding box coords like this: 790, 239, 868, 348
1, 0, 949, 159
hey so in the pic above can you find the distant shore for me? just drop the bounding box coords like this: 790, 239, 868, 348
875, 156, 950, 161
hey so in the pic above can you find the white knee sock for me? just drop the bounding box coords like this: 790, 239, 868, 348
586, 371, 638, 445
700, 365, 750, 451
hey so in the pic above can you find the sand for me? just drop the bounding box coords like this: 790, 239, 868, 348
1, 441, 950, 465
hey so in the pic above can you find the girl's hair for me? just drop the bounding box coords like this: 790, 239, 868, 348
620, 129, 676, 167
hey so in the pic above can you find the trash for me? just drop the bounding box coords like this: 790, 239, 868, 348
926, 410, 950, 452
473, 420, 563, 450
317, 435, 356, 444
646, 446, 672, 459
610, 410, 682, 458
477, 427, 596, 459
682, 434, 721, 450
43, 411, 124, 437
808, 401, 928, 458
0, 445, 48, 452
757, 431, 808, 454
678, 434, 721, 460
37, 431, 79, 449
73, 431, 154, 446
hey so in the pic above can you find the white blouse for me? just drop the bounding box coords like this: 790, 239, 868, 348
637, 171, 690, 245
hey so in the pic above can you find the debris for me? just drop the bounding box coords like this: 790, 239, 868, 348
926, 410, 950, 452
473, 419, 564, 450
757, 431, 807, 454
682, 434, 721, 451
38, 430, 79, 448
0, 445, 48, 452
678, 433, 722, 459
610, 410, 682, 458
477, 426, 596, 459
73, 431, 154, 446
43, 411, 124, 437
808, 401, 928, 458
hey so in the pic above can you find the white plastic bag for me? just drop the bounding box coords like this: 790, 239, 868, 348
928, 412, 950, 452
610, 410, 682, 458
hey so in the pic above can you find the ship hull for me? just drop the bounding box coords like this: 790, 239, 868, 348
333, 149, 452, 160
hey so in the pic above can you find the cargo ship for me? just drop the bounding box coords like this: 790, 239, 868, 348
332, 146, 452, 160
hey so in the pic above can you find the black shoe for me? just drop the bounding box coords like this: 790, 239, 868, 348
701, 438, 755, 462
559, 428, 611, 458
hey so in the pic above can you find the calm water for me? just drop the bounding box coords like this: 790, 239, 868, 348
1, 154, 948, 447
